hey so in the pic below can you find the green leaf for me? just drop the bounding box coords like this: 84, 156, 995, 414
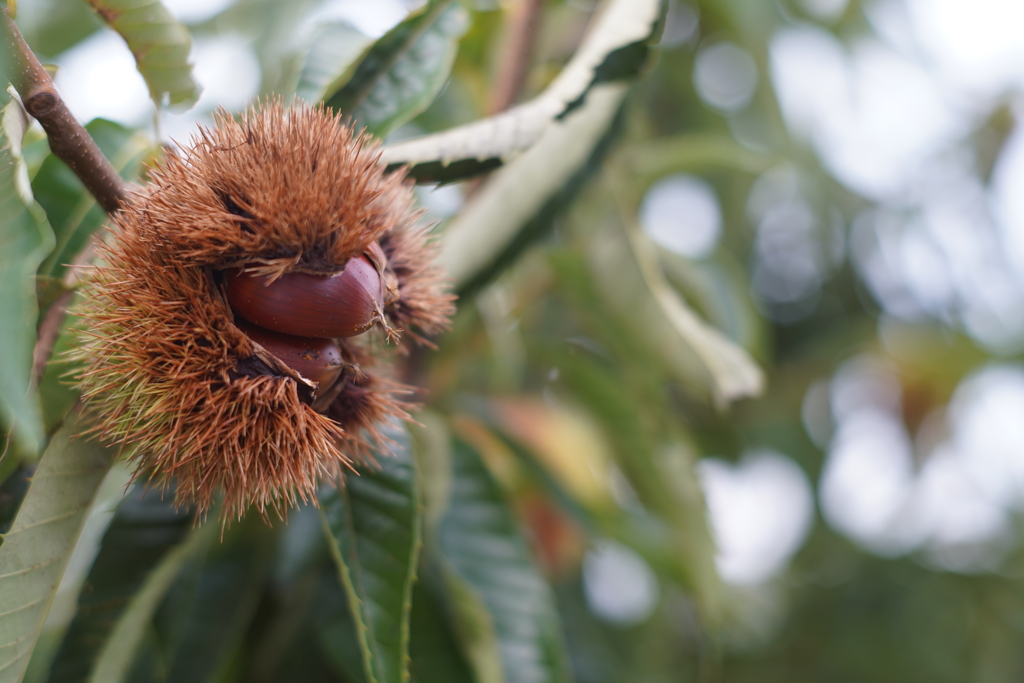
82, 0, 201, 108
315, 563, 476, 683
325, 0, 469, 139
553, 352, 723, 623
35, 119, 151, 282
88, 523, 212, 683
406, 412, 452, 534
272, 598, 348, 683
0, 415, 116, 683
438, 438, 572, 683
586, 212, 764, 404
44, 488, 201, 683
439, 83, 626, 292
318, 429, 422, 683
657, 247, 765, 356
125, 516, 274, 683
293, 21, 374, 104
381, 0, 663, 181
432, 563, 502, 683
407, 577, 475, 683
311, 567, 368, 683
0, 93, 55, 456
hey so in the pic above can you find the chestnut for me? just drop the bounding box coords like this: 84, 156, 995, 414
234, 318, 344, 389
225, 254, 384, 339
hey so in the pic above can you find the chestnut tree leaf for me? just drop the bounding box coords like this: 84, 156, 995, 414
382, 0, 663, 182
587, 215, 764, 404
313, 566, 477, 683
540, 247, 726, 616
311, 568, 369, 683
86, 525, 213, 683
552, 350, 724, 623
0, 416, 116, 683
431, 562, 503, 683
318, 429, 423, 683
437, 438, 572, 683
407, 577, 477, 683
439, 83, 627, 292
293, 21, 374, 104
44, 488, 205, 683
0, 92, 55, 455
14, 1, 102, 61
324, 0, 469, 140
82, 0, 201, 108
657, 247, 766, 358
123, 516, 274, 683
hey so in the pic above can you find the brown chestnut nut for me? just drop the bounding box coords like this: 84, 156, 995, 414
225, 255, 384, 338
235, 318, 344, 389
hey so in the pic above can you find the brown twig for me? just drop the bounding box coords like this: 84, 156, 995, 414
487, 0, 546, 115
1, 8, 128, 215
463, 0, 546, 199
31, 290, 72, 385
31, 234, 101, 385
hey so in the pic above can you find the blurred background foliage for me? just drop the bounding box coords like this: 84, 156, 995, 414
3, 0, 1024, 681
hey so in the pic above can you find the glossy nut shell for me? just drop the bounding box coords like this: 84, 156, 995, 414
235, 318, 344, 389
225, 255, 384, 338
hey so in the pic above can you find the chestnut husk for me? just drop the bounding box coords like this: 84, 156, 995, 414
73, 102, 448, 520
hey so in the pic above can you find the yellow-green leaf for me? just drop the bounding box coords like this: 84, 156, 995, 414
0, 92, 55, 454
0, 416, 116, 683
587, 215, 764, 404
83, 0, 201, 108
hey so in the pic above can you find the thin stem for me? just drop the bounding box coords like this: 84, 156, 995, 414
32, 290, 71, 386
31, 235, 99, 385
1, 7, 128, 215
462, 0, 545, 198
487, 0, 546, 115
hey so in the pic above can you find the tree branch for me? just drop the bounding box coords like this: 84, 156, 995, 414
1, 7, 128, 215
487, 0, 546, 115
461, 0, 545, 198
